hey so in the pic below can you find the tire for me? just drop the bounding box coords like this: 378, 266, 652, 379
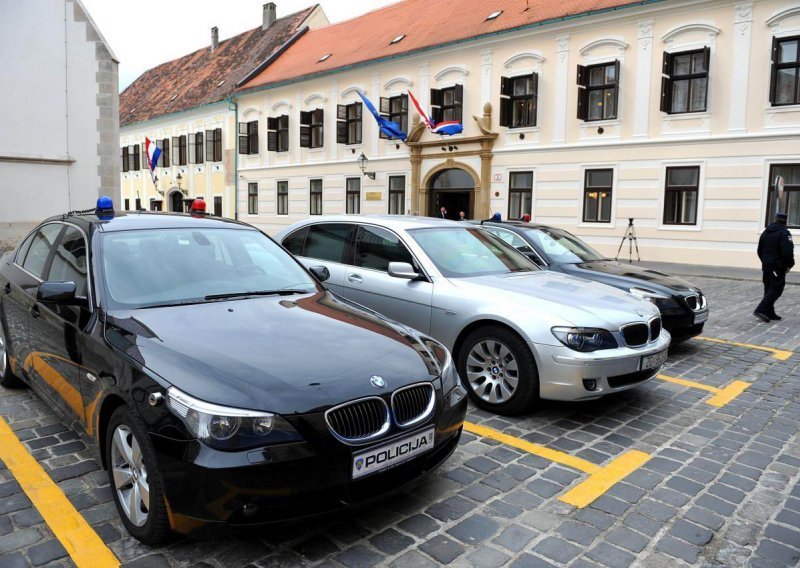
0, 321, 25, 388
457, 325, 539, 415
106, 406, 171, 544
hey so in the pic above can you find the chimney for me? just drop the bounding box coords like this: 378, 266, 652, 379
211, 26, 219, 52
263, 3, 276, 30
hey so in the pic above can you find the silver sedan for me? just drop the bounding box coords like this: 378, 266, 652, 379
276, 216, 670, 415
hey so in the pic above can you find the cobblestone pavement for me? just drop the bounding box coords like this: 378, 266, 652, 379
0, 276, 799, 567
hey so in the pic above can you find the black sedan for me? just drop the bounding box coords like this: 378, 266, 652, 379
0, 203, 467, 543
474, 221, 709, 341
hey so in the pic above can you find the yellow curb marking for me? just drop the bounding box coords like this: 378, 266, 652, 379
696, 336, 793, 361
0, 417, 119, 568
464, 421, 650, 508
657, 373, 750, 407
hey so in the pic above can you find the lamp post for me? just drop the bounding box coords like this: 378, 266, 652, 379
176, 171, 184, 193
357, 152, 376, 180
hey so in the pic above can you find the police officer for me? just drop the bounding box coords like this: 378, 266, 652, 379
754, 212, 794, 322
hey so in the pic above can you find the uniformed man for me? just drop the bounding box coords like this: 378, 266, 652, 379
754, 212, 794, 322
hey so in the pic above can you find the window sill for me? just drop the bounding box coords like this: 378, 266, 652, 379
765, 104, 800, 114
580, 119, 621, 127
662, 111, 711, 122
578, 221, 614, 228
505, 126, 540, 133
657, 224, 702, 232
306, 147, 325, 154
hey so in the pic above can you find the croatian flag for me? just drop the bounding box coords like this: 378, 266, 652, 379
407, 90, 463, 136
144, 137, 161, 184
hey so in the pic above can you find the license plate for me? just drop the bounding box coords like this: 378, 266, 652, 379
694, 311, 709, 324
352, 427, 435, 480
641, 348, 668, 371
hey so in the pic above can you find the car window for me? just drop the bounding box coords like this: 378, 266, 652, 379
484, 227, 534, 254
100, 228, 317, 309
354, 225, 414, 271
409, 227, 535, 278
21, 224, 63, 279
521, 227, 605, 264
47, 226, 88, 297
303, 224, 351, 263
282, 227, 308, 256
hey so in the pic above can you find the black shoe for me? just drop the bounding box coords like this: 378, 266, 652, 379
753, 311, 770, 322
768, 313, 782, 321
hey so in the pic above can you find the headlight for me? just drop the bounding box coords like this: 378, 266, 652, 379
419, 336, 465, 403
629, 288, 679, 310
166, 387, 301, 450
551, 327, 618, 352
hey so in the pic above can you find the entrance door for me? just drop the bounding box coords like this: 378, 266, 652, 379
170, 191, 183, 212
428, 168, 474, 220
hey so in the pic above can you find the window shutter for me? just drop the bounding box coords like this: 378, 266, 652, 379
337, 120, 347, 144
121, 147, 128, 172
576, 64, 588, 87
354, 111, 362, 144
531, 73, 539, 126
267, 117, 278, 131
300, 111, 311, 125
249, 122, 259, 154
196, 132, 204, 164
769, 37, 779, 104
133, 144, 140, 170
499, 97, 511, 127
702, 46, 711, 71
215, 128, 222, 162
300, 124, 311, 147
612, 60, 621, 84
238, 122, 248, 154
313, 108, 324, 123
577, 87, 589, 120
267, 130, 277, 152
430, 88, 442, 108
379, 97, 390, 117
662, 51, 672, 77
163, 138, 170, 167
454, 84, 463, 123
660, 76, 672, 113
337, 104, 347, 121
500, 76, 512, 97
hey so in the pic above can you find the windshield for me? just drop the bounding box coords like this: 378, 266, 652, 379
521, 227, 605, 264
100, 228, 317, 309
409, 227, 535, 277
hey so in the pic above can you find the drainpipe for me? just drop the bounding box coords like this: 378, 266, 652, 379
227, 96, 239, 220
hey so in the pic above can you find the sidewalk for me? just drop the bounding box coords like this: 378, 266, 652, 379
635, 260, 800, 286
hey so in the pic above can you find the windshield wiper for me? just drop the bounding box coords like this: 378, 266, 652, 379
204, 289, 311, 301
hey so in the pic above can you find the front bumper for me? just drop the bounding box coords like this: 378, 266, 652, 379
149, 391, 467, 534
532, 331, 671, 401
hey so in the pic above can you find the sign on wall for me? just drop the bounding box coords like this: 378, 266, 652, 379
365, 191, 382, 201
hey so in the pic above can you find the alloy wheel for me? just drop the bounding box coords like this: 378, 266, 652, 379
465, 339, 520, 404
110, 424, 150, 527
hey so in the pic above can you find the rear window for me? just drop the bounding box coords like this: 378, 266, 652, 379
303, 224, 351, 263
282, 227, 308, 256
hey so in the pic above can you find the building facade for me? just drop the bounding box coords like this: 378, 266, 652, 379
233, 0, 799, 268
0, 0, 119, 250
118, 3, 328, 218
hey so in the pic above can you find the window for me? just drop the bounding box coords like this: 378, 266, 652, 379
267, 115, 289, 152
121, 146, 128, 172
282, 227, 308, 255
337, 103, 362, 145
300, 109, 324, 149
766, 164, 800, 228
508, 172, 533, 221
238, 121, 259, 155
304, 224, 351, 263
355, 225, 414, 271
189, 132, 204, 164
500, 74, 538, 128
388, 176, 405, 215
214, 196, 222, 217
663, 166, 700, 225
248, 183, 258, 215
577, 61, 620, 121
205, 128, 222, 162
135, 198, 141, 210
48, 226, 87, 298
149, 198, 158, 211
346, 178, 361, 214
661, 48, 709, 114
277, 181, 288, 215
171, 135, 187, 165
770, 36, 800, 106
120, 144, 140, 172
21, 224, 62, 278
583, 169, 613, 223
310, 179, 323, 215
379, 95, 408, 138
431, 85, 463, 123
158, 138, 170, 167
124, 198, 130, 210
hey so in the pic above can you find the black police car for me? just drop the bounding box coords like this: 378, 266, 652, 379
474, 221, 709, 341
0, 199, 466, 543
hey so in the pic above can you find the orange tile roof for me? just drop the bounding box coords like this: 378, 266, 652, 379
120, 6, 317, 127
238, 0, 656, 92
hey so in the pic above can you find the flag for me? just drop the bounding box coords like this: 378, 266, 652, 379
407, 90, 464, 136
144, 137, 161, 184
356, 91, 407, 141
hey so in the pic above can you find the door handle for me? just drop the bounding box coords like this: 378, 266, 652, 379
347, 273, 363, 284
30, 305, 40, 319
3, 283, 10, 295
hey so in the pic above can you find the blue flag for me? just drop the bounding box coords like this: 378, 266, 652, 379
357, 91, 407, 142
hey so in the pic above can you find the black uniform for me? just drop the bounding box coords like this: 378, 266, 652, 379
755, 221, 795, 318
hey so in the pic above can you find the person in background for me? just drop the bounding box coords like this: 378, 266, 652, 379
458, 211, 467, 221
754, 212, 794, 322
438, 206, 448, 219
521, 214, 531, 222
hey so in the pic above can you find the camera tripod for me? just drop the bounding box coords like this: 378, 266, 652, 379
615, 218, 640, 263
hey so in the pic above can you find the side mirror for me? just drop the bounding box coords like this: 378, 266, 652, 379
36, 281, 79, 304
388, 262, 420, 280
309, 266, 330, 282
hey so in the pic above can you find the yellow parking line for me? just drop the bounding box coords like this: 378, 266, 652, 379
696, 336, 793, 361
658, 373, 750, 408
464, 421, 650, 508
0, 417, 119, 568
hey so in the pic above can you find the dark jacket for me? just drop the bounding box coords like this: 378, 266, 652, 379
758, 223, 795, 272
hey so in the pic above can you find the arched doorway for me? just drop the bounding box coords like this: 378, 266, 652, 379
169, 190, 183, 213
428, 168, 474, 220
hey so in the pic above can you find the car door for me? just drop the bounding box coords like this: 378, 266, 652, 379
285, 223, 353, 295
25, 224, 90, 428
340, 224, 434, 334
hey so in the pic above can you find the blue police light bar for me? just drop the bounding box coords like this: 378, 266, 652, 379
96, 195, 115, 220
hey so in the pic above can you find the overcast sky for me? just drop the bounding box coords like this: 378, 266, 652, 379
80, 0, 399, 92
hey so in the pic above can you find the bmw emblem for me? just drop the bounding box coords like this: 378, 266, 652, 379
370, 375, 387, 389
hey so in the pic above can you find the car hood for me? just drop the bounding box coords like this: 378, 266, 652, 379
104, 292, 437, 414
454, 271, 659, 328
561, 261, 698, 295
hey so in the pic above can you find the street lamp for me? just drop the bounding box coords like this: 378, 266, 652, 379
176, 171, 183, 190
357, 152, 376, 180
